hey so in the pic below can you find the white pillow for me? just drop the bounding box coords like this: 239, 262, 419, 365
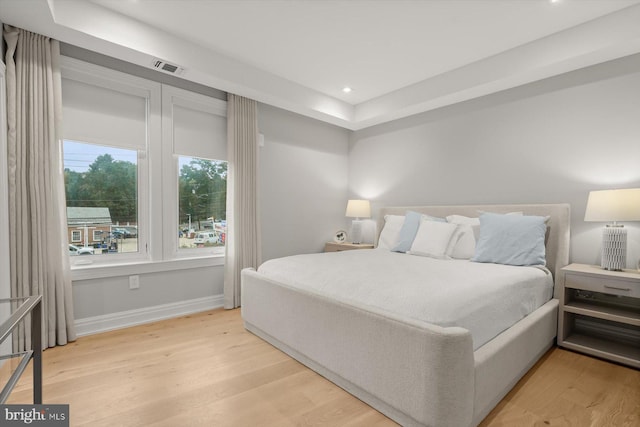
446, 224, 476, 259
446, 214, 480, 238
377, 215, 405, 250
409, 218, 459, 259
446, 215, 480, 259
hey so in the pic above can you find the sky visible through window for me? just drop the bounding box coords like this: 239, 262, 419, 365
63, 140, 192, 171
63, 140, 136, 172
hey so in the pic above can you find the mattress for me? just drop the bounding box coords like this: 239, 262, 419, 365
258, 249, 553, 350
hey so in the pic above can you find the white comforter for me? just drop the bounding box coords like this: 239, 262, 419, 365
257, 249, 553, 350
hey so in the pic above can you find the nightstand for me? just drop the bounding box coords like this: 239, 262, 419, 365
324, 242, 374, 252
558, 263, 640, 368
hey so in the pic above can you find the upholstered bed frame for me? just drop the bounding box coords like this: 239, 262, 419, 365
242, 204, 570, 427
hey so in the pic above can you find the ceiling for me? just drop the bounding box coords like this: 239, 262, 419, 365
2, 0, 640, 130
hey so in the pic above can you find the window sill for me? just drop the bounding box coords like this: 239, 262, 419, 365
71, 255, 224, 281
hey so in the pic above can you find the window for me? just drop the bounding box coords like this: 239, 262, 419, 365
92, 230, 103, 242
162, 85, 227, 259
63, 140, 139, 255
61, 57, 226, 270
178, 156, 227, 255
61, 57, 157, 266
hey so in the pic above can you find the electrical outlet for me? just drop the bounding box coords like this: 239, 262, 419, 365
129, 275, 140, 290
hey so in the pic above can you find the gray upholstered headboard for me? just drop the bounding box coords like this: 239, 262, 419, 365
376, 204, 571, 298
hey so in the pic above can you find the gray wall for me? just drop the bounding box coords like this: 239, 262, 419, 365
73, 267, 224, 320
258, 103, 350, 261
349, 54, 640, 269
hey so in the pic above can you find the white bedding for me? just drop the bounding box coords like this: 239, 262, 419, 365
258, 249, 553, 350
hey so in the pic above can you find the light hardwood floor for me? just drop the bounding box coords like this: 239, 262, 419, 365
6, 308, 640, 426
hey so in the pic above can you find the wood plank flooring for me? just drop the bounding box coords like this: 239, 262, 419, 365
7, 308, 640, 426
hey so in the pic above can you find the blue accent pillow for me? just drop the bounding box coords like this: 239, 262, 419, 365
471, 212, 546, 266
392, 211, 445, 253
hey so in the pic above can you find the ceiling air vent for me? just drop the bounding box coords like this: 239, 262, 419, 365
151, 59, 184, 75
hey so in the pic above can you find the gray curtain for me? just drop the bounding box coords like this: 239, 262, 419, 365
4, 25, 76, 350
224, 94, 261, 308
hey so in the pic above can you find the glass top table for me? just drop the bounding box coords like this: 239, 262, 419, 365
0, 295, 42, 404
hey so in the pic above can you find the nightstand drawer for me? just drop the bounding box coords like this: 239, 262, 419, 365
565, 273, 640, 298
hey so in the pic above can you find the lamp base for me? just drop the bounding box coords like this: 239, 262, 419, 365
351, 220, 363, 244
601, 226, 626, 271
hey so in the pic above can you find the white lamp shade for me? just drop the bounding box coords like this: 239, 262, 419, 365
345, 199, 371, 218
584, 188, 640, 222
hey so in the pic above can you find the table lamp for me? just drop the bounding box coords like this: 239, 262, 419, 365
584, 188, 640, 271
345, 199, 371, 244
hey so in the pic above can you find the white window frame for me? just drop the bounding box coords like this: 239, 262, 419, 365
161, 85, 227, 260
61, 57, 226, 279
92, 230, 102, 242
71, 230, 81, 243
61, 57, 160, 268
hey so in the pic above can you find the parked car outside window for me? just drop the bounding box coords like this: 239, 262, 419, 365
69, 244, 95, 256
111, 227, 137, 238
121, 226, 137, 237
193, 232, 220, 245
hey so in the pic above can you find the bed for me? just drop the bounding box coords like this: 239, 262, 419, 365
241, 204, 570, 427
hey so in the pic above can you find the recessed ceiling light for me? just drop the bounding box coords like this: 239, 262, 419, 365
342, 87, 352, 93
550, 0, 562, 4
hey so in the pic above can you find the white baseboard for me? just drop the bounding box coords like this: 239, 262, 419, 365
74, 294, 225, 337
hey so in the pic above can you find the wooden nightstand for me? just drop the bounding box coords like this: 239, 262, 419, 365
558, 263, 640, 368
324, 242, 374, 252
